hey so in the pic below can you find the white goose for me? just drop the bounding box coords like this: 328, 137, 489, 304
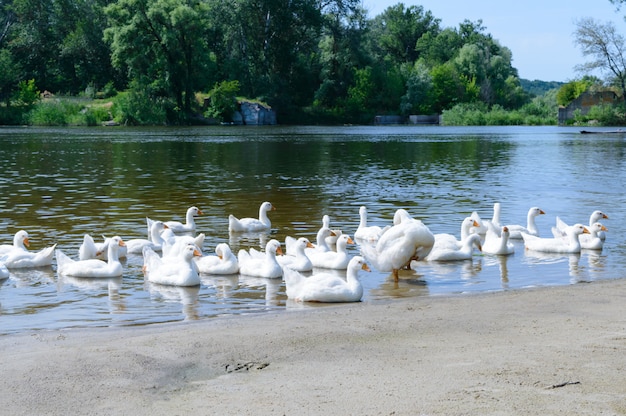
1, 243, 57, 269
195, 243, 239, 275
552, 210, 609, 241
238, 239, 283, 278
0, 262, 8, 279
354, 206, 383, 241
432, 217, 480, 251
522, 223, 589, 254
79, 234, 128, 261
143, 244, 202, 286
426, 233, 482, 261
164, 206, 203, 234
56, 236, 125, 278
360, 219, 435, 281
470, 202, 501, 235
277, 237, 314, 272
308, 234, 355, 269
126, 221, 169, 254
322, 214, 342, 245
284, 256, 370, 303
291, 227, 335, 255
228, 201, 275, 233
578, 222, 607, 250
505, 207, 545, 239
482, 226, 515, 255
0, 230, 29, 256
161, 232, 205, 258
393, 208, 414, 225
0, 230, 56, 269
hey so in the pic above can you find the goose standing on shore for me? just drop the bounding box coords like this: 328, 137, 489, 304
361, 219, 435, 281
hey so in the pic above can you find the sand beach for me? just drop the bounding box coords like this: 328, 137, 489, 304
1, 278, 625, 415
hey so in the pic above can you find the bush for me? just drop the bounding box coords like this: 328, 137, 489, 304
441, 103, 487, 125
204, 80, 240, 122
13, 79, 40, 107
27, 100, 74, 125
101, 82, 117, 99
577, 103, 626, 126
110, 87, 168, 125
26, 99, 113, 126
442, 101, 558, 126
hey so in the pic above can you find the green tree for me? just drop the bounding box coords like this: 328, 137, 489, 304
57, 0, 121, 94
400, 60, 433, 115
368, 3, 440, 65
104, 0, 214, 120
0, 48, 19, 105
6, 0, 115, 94
452, 21, 525, 108
314, 3, 368, 109
415, 28, 462, 66
208, 0, 324, 112
205, 80, 240, 122
13, 78, 39, 106
556, 79, 593, 106
430, 62, 465, 112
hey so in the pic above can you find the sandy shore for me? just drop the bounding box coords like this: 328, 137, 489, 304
2, 279, 626, 415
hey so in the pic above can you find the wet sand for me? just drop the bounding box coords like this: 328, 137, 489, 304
1, 279, 626, 415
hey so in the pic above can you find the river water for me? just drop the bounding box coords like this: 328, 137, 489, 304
0, 125, 624, 334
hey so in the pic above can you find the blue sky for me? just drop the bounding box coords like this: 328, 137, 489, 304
364, 0, 624, 82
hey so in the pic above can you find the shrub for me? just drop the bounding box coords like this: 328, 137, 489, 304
27, 100, 73, 125
13, 79, 40, 107
204, 80, 240, 122
110, 87, 167, 125
573, 103, 626, 126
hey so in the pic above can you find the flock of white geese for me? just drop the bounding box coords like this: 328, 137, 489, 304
0, 202, 609, 303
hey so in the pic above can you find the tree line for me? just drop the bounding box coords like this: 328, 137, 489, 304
0, 0, 560, 125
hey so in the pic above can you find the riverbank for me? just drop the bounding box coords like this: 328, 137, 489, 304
1, 278, 625, 415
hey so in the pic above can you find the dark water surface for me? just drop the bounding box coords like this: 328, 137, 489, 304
1, 125, 625, 334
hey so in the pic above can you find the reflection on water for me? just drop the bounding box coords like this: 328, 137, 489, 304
1, 125, 626, 333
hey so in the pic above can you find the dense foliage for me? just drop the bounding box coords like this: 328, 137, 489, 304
0, 0, 548, 125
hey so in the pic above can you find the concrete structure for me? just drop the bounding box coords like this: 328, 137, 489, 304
233, 101, 277, 125
558, 90, 619, 125
374, 114, 440, 125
